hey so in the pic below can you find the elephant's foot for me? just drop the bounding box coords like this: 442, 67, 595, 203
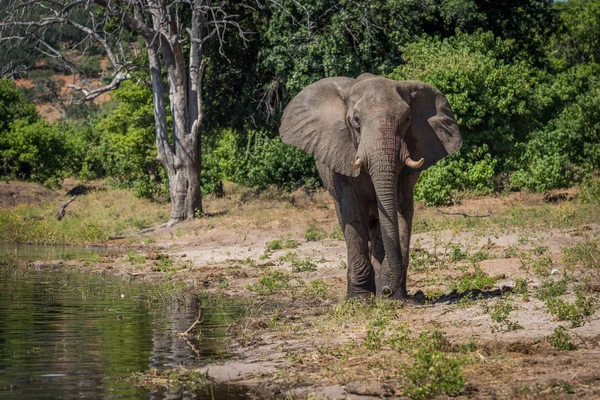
347, 282, 376, 299
380, 284, 408, 299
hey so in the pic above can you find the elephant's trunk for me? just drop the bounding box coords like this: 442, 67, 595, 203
370, 164, 406, 298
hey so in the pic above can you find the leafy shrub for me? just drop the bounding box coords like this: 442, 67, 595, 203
511, 84, 600, 192
414, 146, 497, 206
451, 268, 497, 294
304, 224, 326, 241
550, 326, 577, 351
95, 80, 165, 200
203, 129, 320, 193
247, 271, 292, 295
389, 31, 543, 162
1, 120, 71, 186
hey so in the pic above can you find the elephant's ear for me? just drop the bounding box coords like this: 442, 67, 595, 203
397, 81, 462, 172
280, 77, 359, 177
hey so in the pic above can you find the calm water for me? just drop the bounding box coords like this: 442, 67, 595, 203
0, 266, 248, 399
0, 242, 123, 262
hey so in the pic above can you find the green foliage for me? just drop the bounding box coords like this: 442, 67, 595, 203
579, 178, 600, 204
96, 80, 166, 200
451, 268, 497, 294
304, 224, 326, 242
488, 300, 523, 331
403, 332, 465, 400
304, 279, 329, 299
0, 79, 39, 133
513, 278, 529, 296
552, 0, 600, 66
203, 129, 320, 192
562, 238, 600, 272
511, 83, 600, 192
550, 326, 577, 351
291, 258, 317, 273
126, 251, 147, 265
537, 278, 568, 300
59, 250, 77, 261
246, 271, 292, 295
546, 291, 597, 327
265, 236, 298, 251
0, 120, 70, 186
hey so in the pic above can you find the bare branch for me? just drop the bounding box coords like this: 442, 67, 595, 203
67, 71, 130, 102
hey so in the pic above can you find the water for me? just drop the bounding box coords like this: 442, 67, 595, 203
0, 266, 249, 399
0, 242, 123, 262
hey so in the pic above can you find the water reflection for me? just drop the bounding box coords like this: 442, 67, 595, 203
0, 267, 247, 399
0, 242, 124, 262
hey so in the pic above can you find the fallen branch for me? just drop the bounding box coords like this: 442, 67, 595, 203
435, 208, 492, 218
56, 195, 77, 220
180, 307, 204, 337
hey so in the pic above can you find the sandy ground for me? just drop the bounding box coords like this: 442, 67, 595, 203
22, 187, 600, 399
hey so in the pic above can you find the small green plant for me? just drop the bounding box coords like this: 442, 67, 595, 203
156, 256, 175, 271
425, 289, 444, 304
531, 256, 553, 277
563, 238, 599, 273
304, 279, 329, 299
550, 326, 577, 351
265, 236, 299, 251
546, 290, 597, 327
277, 251, 298, 262
536, 278, 568, 300
411, 248, 438, 272
247, 271, 291, 295
126, 251, 146, 265
388, 323, 413, 352
513, 278, 529, 295
291, 258, 317, 273
449, 246, 468, 262
364, 307, 392, 350
562, 382, 575, 394
402, 331, 465, 400
469, 250, 489, 263
59, 250, 77, 260
488, 300, 523, 331
217, 279, 230, 290
330, 224, 344, 240
460, 337, 478, 353
451, 268, 497, 294
304, 224, 326, 241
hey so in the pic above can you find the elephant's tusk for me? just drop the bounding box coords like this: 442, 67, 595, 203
351, 157, 364, 170
405, 157, 424, 169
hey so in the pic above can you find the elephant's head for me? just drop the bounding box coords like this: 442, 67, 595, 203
280, 74, 461, 297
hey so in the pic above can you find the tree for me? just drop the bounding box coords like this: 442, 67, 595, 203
0, 0, 246, 224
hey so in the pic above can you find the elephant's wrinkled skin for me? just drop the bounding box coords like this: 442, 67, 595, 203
280, 74, 462, 299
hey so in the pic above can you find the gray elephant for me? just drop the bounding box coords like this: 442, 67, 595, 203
279, 73, 462, 299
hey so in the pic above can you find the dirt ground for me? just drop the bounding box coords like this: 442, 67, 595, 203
21, 185, 600, 399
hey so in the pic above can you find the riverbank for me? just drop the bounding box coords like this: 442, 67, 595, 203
2, 181, 600, 399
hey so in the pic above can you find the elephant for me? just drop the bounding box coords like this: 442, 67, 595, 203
279, 73, 462, 299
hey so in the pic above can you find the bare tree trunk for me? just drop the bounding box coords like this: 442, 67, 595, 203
1, 0, 246, 224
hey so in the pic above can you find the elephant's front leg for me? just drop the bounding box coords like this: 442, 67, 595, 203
343, 222, 375, 297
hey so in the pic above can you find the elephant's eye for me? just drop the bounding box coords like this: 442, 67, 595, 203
352, 114, 361, 129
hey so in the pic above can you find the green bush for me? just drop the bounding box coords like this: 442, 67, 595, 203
389, 31, 543, 161
415, 146, 497, 205
0, 120, 70, 186
511, 84, 600, 192
95, 80, 165, 199
203, 129, 320, 193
